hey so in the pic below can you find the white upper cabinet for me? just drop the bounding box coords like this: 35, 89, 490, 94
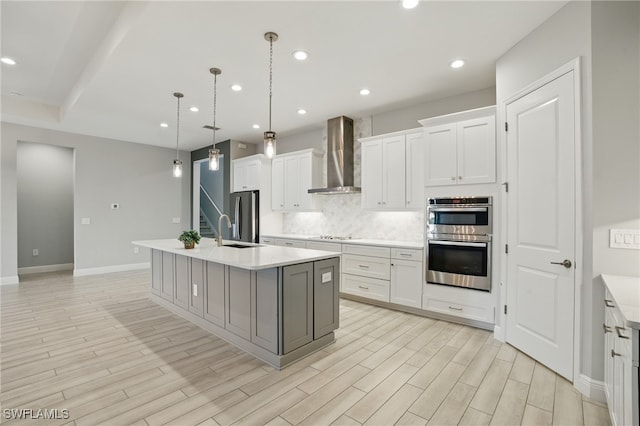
271, 149, 323, 212
232, 156, 262, 192
271, 157, 285, 210
360, 129, 423, 211
405, 131, 425, 209
420, 106, 496, 187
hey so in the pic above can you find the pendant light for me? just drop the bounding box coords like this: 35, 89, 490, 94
264, 32, 278, 159
208, 67, 222, 171
172, 92, 184, 178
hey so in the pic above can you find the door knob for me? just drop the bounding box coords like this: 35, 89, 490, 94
550, 259, 572, 268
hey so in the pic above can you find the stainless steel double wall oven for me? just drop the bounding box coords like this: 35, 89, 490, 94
426, 196, 493, 292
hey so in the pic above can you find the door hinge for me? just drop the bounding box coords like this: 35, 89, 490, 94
504, 305, 508, 315
505, 244, 509, 254
502, 182, 509, 192
505, 122, 508, 132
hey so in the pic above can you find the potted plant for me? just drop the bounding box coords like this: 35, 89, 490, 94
178, 230, 201, 249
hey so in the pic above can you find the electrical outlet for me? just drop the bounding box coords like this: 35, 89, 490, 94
172, 217, 181, 224
133, 247, 139, 254
111, 203, 119, 210
32, 249, 38, 256
192, 284, 197, 297
81, 217, 90, 225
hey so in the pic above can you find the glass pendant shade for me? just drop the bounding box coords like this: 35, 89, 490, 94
173, 159, 183, 177
209, 148, 220, 171
264, 132, 276, 158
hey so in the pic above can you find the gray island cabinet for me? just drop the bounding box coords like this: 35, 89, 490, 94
135, 238, 340, 368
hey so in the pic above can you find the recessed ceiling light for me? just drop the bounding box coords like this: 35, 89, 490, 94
360, 88, 371, 96
1, 57, 16, 65
231, 84, 242, 91
297, 109, 307, 115
252, 124, 260, 129
160, 122, 169, 128
189, 106, 199, 112
450, 59, 465, 69
401, 0, 419, 9
293, 50, 309, 61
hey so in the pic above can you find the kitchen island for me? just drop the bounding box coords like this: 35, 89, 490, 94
133, 238, 341, 368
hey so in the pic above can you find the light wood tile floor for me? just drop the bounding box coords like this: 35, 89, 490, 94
1, 270, 610, 425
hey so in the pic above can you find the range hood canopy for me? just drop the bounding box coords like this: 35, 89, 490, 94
308, 116, 361, 194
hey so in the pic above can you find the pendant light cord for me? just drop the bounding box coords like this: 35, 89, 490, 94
175, 95, 181, 158
212, 72, 218, 149
268, 36, 273, 132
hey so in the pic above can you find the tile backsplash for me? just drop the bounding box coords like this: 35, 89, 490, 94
283, 194, 424, 242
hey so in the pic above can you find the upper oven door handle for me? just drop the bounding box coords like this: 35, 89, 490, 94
428, 240, 488, 248
429, 207, 488, 212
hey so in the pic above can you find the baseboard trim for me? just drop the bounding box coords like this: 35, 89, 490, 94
18, 263, 74, 275
0, 276, 20, 285
575, 373, 606, 402
493, 325, 506, 342
73, 262, 150, 277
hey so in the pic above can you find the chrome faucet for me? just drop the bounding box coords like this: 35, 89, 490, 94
217, 214, 231, 247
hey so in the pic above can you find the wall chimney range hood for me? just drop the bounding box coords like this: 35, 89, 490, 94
308, 116, 361, 194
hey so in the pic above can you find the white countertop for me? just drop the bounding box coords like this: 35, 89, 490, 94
263, 234, 423, 250
133, 238, 341, 271
601, 274, 640, 329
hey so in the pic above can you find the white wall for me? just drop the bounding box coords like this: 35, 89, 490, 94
1, 122, 191, 281
17, 142, 74, 269
591, 1, 640, 277
496, 0, 640, 388
372, 87, 496, 135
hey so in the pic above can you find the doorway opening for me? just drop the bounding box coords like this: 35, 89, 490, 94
16, 142, 74, 276
192, 157, 227, 239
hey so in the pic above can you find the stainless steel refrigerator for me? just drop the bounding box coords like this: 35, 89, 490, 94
229, 190, 259, 243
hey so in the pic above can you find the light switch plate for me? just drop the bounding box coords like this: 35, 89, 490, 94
172, 217, 181, 224
81, 217, 90, 225
610, 229, 640, 250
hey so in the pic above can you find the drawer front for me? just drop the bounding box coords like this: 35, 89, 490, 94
306, 241, 342, 252
422, 291, 493, 323
342, 244, 391, 258
342, 254, 390, 280
342, 274, 390, 302
260, 237, 276, 245
391, 248, 423, 261
275, 238, 306, 248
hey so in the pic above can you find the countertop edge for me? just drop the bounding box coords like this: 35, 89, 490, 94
133, 239, 341, 271
262, 234, 424, 250
601, 274, 640, 329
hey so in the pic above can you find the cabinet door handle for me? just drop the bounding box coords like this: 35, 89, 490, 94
358, 285, 369, 290
615, 326, 629, 339
399, 252, 412, 257
611, 349, 622, 358
448, 306, 463, 311
284, 242, 293, 246
458, 176, 462, 180
604, 299, 615, 308
603, 323, 612, 334
451, 176, 456, 181
358, 265, 370, 269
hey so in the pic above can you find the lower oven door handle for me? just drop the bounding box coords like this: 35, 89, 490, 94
428, 240, 488, 248
429, 207, 487, 212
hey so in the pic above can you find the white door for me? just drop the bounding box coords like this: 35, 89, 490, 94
297, 153, 313, 210
283, 156, 299, 209
271, 157, 284, 211
405, 132, 424, 209
505, 70, 576, 380
457, 116, 496, 185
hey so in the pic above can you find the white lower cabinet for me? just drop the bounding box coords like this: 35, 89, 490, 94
390, 258, 422, 309
275, 238, 306, 248
603, 288, 637, 426
421, 283, 494, 324
342, 274, 390, 302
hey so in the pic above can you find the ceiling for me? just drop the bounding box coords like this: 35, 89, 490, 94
1, 1, 567, 151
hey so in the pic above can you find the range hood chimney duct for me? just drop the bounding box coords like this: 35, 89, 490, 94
308, 116, 361, 194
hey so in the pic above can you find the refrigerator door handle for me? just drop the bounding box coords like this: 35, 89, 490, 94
251, 192, 256, 241
234, 196, 241, 240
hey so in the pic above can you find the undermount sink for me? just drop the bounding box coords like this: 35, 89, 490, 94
223, 243, 261, 249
